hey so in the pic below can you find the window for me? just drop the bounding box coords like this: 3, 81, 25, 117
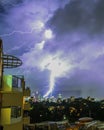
11, 106, 21, 118
12, 76, 22, 88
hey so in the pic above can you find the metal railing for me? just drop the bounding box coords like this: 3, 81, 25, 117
3, 54, 22, 68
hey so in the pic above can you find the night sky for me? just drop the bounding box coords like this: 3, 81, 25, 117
0, 0, 104, 98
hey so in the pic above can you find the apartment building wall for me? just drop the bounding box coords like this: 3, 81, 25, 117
0, 39, 31, 130
23, 88, 31, 126
0, 75, 24, 130
3, 121, 23, 130
0, 39, 3, 89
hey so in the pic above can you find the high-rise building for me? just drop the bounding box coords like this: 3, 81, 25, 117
0, 39, 31, 130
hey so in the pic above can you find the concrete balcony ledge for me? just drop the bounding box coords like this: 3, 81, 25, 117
11, 117, 22, 124
1, 92, 23, 106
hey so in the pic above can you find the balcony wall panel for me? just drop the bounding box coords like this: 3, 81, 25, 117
3, 121, 22, 130
1, 92, 23, 107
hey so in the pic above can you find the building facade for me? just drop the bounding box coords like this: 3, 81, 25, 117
0, 39, 31, 130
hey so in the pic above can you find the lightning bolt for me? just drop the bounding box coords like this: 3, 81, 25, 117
0, 29, 35, 37
0, 24, 56, 97
42, 55, 70, 98
43, 71, 55, 97
0, 21, 44, 37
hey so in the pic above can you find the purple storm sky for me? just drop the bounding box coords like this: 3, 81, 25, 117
0, 0, 104, 98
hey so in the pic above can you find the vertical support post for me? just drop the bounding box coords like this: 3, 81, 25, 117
0, 39, 3, 89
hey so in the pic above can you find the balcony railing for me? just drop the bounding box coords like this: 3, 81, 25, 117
3, 75, 24, 92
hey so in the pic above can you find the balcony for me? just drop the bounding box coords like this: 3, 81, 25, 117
0, 107, 22, 125
1, 92, 23, 107
2, 75, 23, 92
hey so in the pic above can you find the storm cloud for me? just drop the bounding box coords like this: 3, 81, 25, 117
1, 0, 104, 98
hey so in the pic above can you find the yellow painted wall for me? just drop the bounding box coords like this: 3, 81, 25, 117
0, 108, 11, 124
2, 92, 23, 107
3, 121, 23, 130
23, 96, 30, 110
2, 75, 12, 91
